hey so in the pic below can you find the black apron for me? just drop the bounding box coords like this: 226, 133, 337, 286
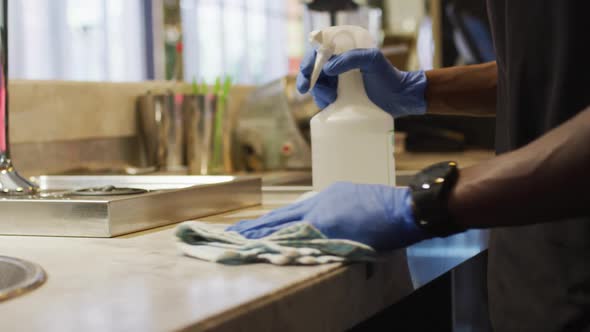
486, 1, 590, 331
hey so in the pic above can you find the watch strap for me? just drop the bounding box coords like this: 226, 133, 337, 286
409, 161, 465, 237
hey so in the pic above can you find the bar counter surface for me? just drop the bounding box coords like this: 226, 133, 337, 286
0, 183, 488, 332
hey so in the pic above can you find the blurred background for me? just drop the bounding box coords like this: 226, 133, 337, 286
8, 0, 493, 82
7, 0, 496, 175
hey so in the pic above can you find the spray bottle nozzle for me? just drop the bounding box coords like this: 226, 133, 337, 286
306, 26, 375, 92
308, 30, 334, 91
309, 46, 334, 91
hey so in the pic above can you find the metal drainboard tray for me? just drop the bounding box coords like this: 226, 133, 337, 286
0, 175, 261, 237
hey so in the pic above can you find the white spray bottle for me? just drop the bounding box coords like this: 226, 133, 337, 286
308, 25, 396, 192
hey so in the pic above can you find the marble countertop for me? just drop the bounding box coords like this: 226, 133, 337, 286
0, 188, 488, 332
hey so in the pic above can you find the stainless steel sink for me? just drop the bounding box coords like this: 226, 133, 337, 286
0, 175, 261, 237
0, 256, 46, 302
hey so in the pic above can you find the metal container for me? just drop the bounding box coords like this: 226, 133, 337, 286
183, 94, 205, 174
137, 92, 185, 171
184, 93, 220, 175
0, 175, 261, 237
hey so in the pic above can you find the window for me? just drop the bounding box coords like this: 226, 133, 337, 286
181, 0, 303, 85
8, 0, 147, 81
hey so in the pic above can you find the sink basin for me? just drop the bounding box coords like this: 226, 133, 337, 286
0, 256, 46, 302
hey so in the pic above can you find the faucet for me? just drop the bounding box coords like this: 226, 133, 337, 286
0, 0, 37, 195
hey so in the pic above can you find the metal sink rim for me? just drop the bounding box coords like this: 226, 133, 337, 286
0, 255, 46, 302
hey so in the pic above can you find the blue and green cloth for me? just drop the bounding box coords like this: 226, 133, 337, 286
175, 221, 376, 266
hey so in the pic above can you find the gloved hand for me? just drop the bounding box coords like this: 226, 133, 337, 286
296, 48, 428, 117
226, 182, 431, 251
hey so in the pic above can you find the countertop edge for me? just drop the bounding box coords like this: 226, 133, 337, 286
180, 250, 414, 332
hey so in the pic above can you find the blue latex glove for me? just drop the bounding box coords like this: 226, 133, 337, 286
296, 48, 428, 117
226, 182, 431, 251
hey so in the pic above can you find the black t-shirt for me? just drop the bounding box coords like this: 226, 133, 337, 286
486, 1, 590, 331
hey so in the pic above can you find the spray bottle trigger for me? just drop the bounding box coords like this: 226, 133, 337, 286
308, 46, 334, 91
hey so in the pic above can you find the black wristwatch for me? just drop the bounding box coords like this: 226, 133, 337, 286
408, 161, 465, 237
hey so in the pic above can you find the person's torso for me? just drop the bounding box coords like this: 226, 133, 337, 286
486, 1, 590, 331
489, 0, 590, 153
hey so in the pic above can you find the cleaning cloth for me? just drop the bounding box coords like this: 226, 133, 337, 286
175, 221, 376, 265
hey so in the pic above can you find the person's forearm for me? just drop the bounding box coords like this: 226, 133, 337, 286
448, 107, 590, 228
425, 61, 497, 117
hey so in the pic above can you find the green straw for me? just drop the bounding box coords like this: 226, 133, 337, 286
223, 75, 232, 99
221, 76, 232, 172
212, 77, 224, 171
200, 80, 208, 95
191, 76, 199, 95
